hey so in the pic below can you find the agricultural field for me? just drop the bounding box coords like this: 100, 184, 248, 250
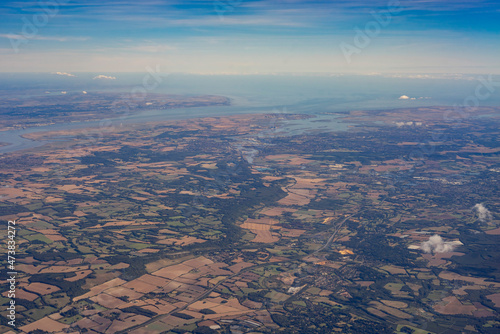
0, 107, 499, 333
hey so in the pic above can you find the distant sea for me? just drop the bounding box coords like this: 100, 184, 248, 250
1, 73, 499, 154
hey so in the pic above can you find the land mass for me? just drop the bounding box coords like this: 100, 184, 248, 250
0, 107, 499, 334
0, 92, 230, 130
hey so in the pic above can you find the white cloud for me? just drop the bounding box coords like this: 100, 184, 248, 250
82, 91, 87, 94
93, 75, 116, 80
61, 91, 67, 94
399, 95, 419, 100
420, 234, 458, 253
54, 71, 75, 77
473, 203, 492, 222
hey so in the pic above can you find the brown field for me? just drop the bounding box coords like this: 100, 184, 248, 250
66, 258, 83, 265
202, 263, 232, 276
250, 229, 279, 243
39, 230, 67, 241
278, 191, 310, 206
89, 220, 147, 228
280, 228, 305, 237
65, 269, 93, 282
288, 157, 312, 165
90, 293, 127, 308
73, 317, 99, 330
183, 256, 214, 268
141, 299, 177, 314
136, 274, 170, 287
472, 302, 496, 317
59, 220, 80, 227
158, 228, 179, 234
24, 282, 60, 295
292, 177, 327, 189
152, 263, 193, 279
189, 299, 221, 311
144, 258, 180, 272
259, 207, 297, 216
106, 315, 150, 333
57, 184, 81, 192
161, 280, 183, 293
45, 196, 64, 203
422, 254, 448, 267
370, 302, 412, 319
19, 317, 70, 333
381, 300, 408, 309
459, 144, 500, 153
123, 280, 159, 294
278, 272, 295, 286
487, 293, 500, 307
434, 296, 477, 315
74, 277, 127, 301
261, 176, 285, 181
439, 271, 500, 287
243, 217, 280, 225
319, 290, 333, 296
39, 265, 89, 274
189, 297, 250, 319
240, 222, 271, 230
242, 299, 263, 309
0, 187, 30, 199
228, 262, 254, 273
240, 219, 280, 243
105, 286, 144, 300
486, 227, 500, 235
423, 252, 464, 268
452, 285, 485, 296
73, 210, 86, 217
157, 235, 206, 246
16, 264, 46, 275
111, 262, 130, 270
367, 307, 389, 318
380, 265, 408, 275
287, 187, 315, 197
4, 288, 38, 301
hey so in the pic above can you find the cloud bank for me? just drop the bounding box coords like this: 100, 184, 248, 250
399, 95, 431, 100
54, 72, 75, 77
93, 75, 116, 80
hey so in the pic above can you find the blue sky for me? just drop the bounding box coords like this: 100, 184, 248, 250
0, 0, 499, 74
